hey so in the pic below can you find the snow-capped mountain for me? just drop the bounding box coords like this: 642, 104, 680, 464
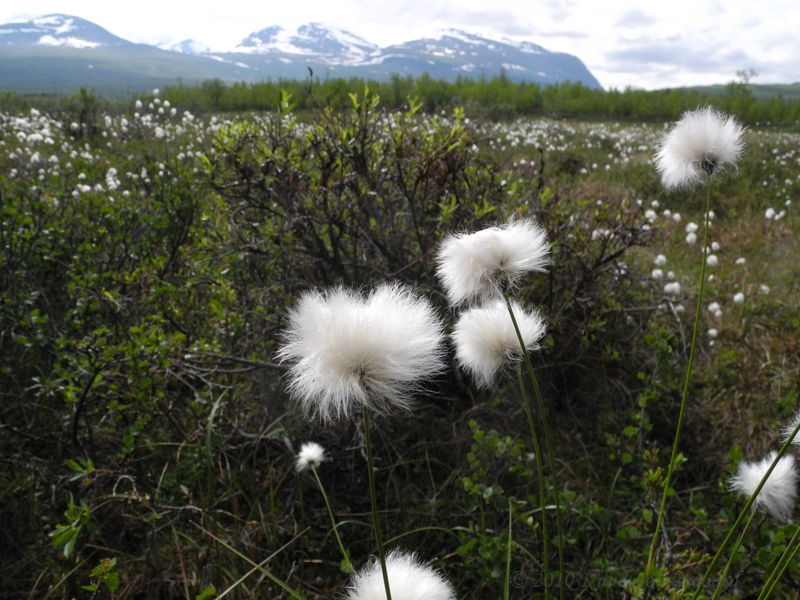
216, 25, 600, 87
0, 15, 603, 93
0, 14, 133, 48
234, 23, 378, 64
162, 39, 211, 56
371, 29, 599, 87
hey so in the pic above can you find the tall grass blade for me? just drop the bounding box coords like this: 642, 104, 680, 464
645, 189, 712, 586
362, 407, 393, 600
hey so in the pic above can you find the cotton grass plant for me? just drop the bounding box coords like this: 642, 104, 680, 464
452, 299, 546, 389
693, 412, 800, 600
344, 550, 456, 600
277, 283, 446, 422
730, 451, 798, 523
644, 107, 746, 590
436, 217, 564, 598
654, 106, 745, 190
295, 442, 353, 573
279, 283, 447, 600
436, 219, 549, 306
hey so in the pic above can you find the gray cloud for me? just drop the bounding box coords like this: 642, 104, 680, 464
536, 30, 590, 39
615, 9, 657, 27
546, 0, 576, 22
605, 40, 756, 76
456, 10, 535, 36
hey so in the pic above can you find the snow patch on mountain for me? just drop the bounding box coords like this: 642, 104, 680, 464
0, 14, 134, 48
37, 34, 99, 49
164, 39, 211, 55
33, 15, 75, 35
207, 55, 251, 68
233, 22, 377, 64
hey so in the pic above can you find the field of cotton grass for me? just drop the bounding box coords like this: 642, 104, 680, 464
1, 88, 800, 599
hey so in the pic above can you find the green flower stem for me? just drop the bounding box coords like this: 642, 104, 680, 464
645, 188, 712, 587
362, 407, 392, 600
504, 499, 513, 600
191, 520, 305, 600
691, 417, 800, 599
506, 296, 564, 599
520, 329, 567, 600
309, 464, 353, 573
513, 362, 549, 597
756, 525, 800, 600
710, 508, 756, 600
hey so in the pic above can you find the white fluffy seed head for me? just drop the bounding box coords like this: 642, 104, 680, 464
436, 219, 550, 306
277, 283, 446, 422
781, 411, 800, 447
730, 451, 798, 522
295, 441, 326, 472
345, 550, 455, 600
654, 106, 745, 189
452, 299, 546, 389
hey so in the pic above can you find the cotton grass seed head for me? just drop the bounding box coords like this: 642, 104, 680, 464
345, 550, 455, 600
654, 106, 745, 189
295, 441, 326, 472
781, 410, 800, 447
277, 283, 446, 422
730, 451, 798, 522
453, 299, 546, 389
436, 219, 549, 306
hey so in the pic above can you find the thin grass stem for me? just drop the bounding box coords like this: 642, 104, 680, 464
506, 297, 560, 597
645, 188, 712, 587
504, 499, 513, 600
710, 508, 756, 600
190, 520, 305, 600
691, 417, 800, 598
513, 362, 549, 596
517, 320, 567, 600
310, 464, 353, 573
362, 407, 392, 600
756, 524, 800, 600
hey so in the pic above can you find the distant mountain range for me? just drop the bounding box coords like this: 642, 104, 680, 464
0, 14, 602, 95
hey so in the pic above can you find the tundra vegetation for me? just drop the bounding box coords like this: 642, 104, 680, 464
1, 80, 799, 598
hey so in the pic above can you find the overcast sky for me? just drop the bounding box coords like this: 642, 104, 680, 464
2, 0, 798, 90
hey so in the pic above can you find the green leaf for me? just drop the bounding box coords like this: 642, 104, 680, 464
103, 572, 120, 592
196, 584, 217, 600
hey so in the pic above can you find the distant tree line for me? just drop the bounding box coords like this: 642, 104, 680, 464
153, 74, 800, 126
2, 74, 798, 126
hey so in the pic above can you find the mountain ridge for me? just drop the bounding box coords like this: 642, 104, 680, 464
0, 13, 603, 94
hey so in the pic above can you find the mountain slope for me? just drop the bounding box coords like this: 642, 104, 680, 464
361, 29, 601, 87
0, 15, 603, 95
163, 39, 211, 55
0, 14, 134, 48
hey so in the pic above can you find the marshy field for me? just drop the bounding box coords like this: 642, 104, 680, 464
1, 84, 799, 599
